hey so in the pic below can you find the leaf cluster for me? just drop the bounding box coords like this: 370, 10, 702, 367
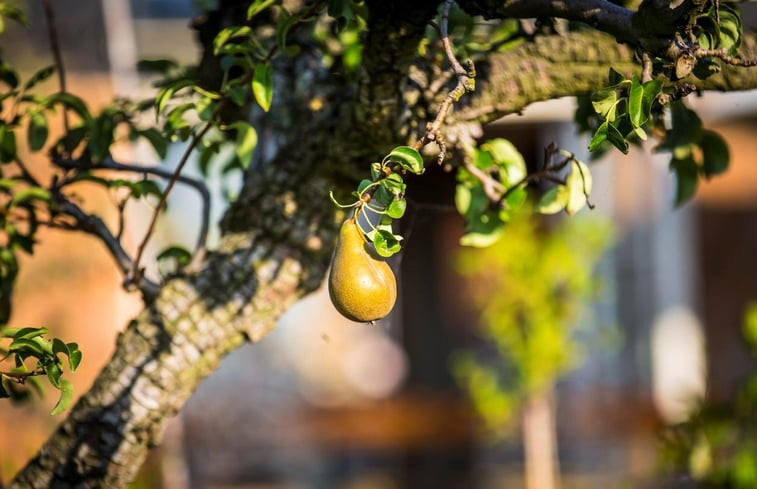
330, 146, 423, 257
0, 326, 81, 415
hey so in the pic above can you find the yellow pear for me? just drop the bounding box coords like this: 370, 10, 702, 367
328, 218, 397, 323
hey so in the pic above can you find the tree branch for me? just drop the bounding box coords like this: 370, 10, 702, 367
459, 0, 635, 43
454, 30, 757, 125
52, 193, 161, 298
40, 0, 70, 136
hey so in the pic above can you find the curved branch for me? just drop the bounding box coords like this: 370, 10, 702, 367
459, 0, 636, 43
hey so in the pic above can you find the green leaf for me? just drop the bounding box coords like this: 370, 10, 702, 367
247, 0, 277, 19
228, 86, 246, 106
27, 111, 48, 151
46, 93, 92, 121
45, 362, 62, 389
641, 79, 663, 120
628, 76, 644, 127
589, 121, 608, 152
155, 79, 193, 117
0, 125, 16, 162
565, 161, 593, 216
386, 199, 406, 219
213, 25, 252, 56
8, 337, 45, 357
700, 129, 729, 177
608, 67, 626, 86
657, 101, 703, 151
23, 66, 55, 91
536, 185, 569, 215
670, 156, 699, 207
379, 173, 406, 196
138, 128, 167, 159
233, 121, 257, 168
606, 122, 629, 154
50, 379, 73, 415
356, 179, 373, 195
386, 146, 423, 175
252, 63, 273, 112
11, 187, 51, 205
372, 229, 401, 257
156, 245, 192, 267
0, 61, 19, 88
480, 139, 526, 184
591, 87, 619, 122
66, 343, 82, 371
2, 326, 48, 339
455, 185, 472, 215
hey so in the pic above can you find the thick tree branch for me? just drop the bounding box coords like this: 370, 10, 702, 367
460, 0, 636, 43
455, 30, 757, 125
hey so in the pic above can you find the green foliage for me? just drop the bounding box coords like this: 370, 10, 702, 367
656, 101, 730, 206
587, 69, 663, 154
0, 326, 81, 415
453, 213, 612, 435
329, 145, 423, 257
658, 303, 757, 488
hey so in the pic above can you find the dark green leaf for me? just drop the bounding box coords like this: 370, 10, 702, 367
136, 58, 178, 74
0, 125, 16, 162
0, 61, 19, 88
23, 66, 55, 91
228, 86, 247, 107
357, 179, 373, 195
45, 362, 62, 389
700, 129, 729, 177
46, 93, 91, 121
670, 156, 699, 206
608, 67, 626, 86
51, 379, 73, 415
386, 146, 423, 174
252, 63, 273, 112
0, 379, 8, 399
156, 245, 192, 267
138, 128, 168, 159
606, 122, 629, 154
27, 111, 48, 151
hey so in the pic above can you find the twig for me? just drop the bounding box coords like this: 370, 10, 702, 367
694, 48, 757, 67
463, 160, 504, 201
40, 0, 70, 137
102, 158, 211, 263
130, 123, 212, 285
641, 52, 653, 83
413, 0, 476, 164
53, 193, 161, 298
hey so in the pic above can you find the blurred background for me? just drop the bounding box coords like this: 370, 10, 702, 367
2, 1, 757, 488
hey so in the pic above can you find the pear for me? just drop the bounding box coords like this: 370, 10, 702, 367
328, 218, 397, 323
